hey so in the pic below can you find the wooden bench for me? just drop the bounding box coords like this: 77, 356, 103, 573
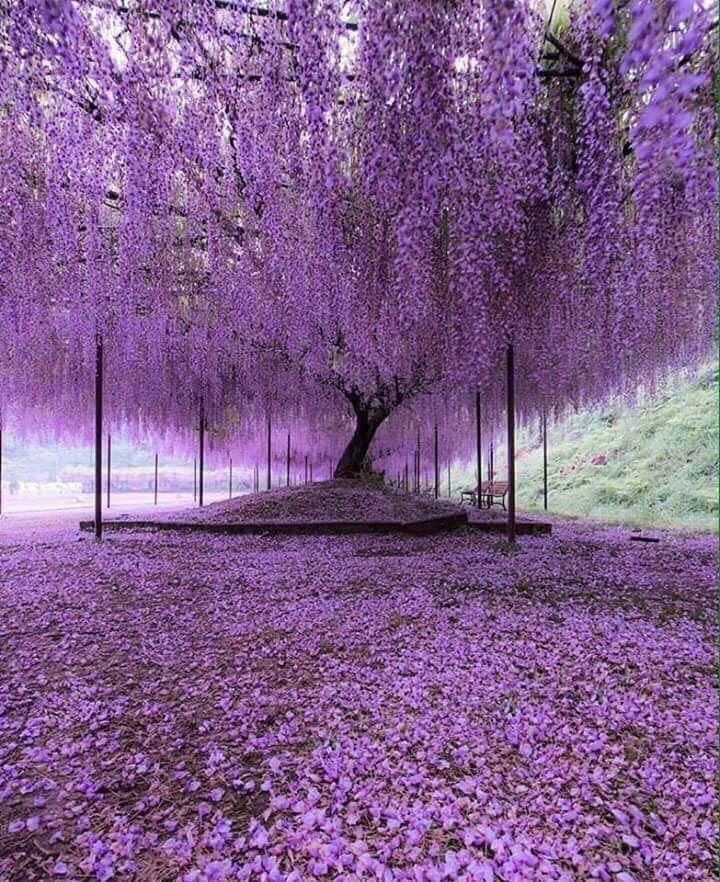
461, 481, 510, 509
482, 481, 509, 510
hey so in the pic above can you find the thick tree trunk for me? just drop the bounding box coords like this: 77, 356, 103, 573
334, 406, 388, 478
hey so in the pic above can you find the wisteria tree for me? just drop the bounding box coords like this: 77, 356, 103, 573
0, 0, 716, 475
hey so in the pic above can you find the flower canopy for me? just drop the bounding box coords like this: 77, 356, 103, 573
0, 0, 716, 466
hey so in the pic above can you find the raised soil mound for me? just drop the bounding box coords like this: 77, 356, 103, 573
161, 479, 463, 524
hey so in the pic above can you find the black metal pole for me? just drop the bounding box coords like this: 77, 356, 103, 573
404, 462, 409, 491
106, 434, 111, 508
416, 430, 421, 492
193, 458, 197, 502
542, 410, 548, 511
507, 344, 516, 543
94, 338, 103, 541
475, 389, 482, 509
309, 461, 313, 482
286, 433, 291, 486
434, 423, 439, 499
448, 461, 451, 498
304, 454, 308, 484
199, 398, 205, 507
266, 415, 272, 490
153, 452, 158, 504
229, 458, 233, 499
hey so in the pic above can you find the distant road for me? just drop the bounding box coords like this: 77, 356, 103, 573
0, 490, 247, 517
0, 491, 251, 542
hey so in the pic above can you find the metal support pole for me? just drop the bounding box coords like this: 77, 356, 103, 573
266, 415, 272, 490
286, 433, 291, 486
330, 460, 333, 480
106, 434, 111, 508
154, 452, 158, 504
309, 461, 313, 482
434, 423, 439, 499
404, 462, 409, 492
94, 338, 103, 541
193, 458, 197, 502
199, 398, 205, 507
304, 454, 308, 484
416, 430, 421, 492
475, 388, 482, 509
506, 344, 516, 543
542, 410, 548, 511
448, 462, 451, 498
229, 458, 233, 499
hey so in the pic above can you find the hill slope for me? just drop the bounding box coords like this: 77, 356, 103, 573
516, 365, 718, 531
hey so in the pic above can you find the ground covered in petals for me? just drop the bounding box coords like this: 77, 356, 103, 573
0, 518, 715, 882
160, 481, 462, 525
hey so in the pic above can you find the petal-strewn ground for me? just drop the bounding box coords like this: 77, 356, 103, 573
0, 516, 715, 881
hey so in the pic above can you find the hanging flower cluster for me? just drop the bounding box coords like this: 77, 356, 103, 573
0, 0, 715, 465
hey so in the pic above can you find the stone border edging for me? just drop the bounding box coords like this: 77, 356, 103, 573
79, 512, 552, 536
79, 512, 470, 536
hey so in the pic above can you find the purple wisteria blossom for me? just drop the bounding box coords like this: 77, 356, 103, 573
0, 1, 714, 470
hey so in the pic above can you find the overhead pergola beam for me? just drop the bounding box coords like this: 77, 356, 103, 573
543, 33, 583, 71
536, 1, 583, 81
536, 68, 582, 79
215, 2, 358, 31
113, 2, 358, 31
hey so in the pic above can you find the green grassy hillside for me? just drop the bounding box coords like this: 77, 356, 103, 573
515, 365, 718, 531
